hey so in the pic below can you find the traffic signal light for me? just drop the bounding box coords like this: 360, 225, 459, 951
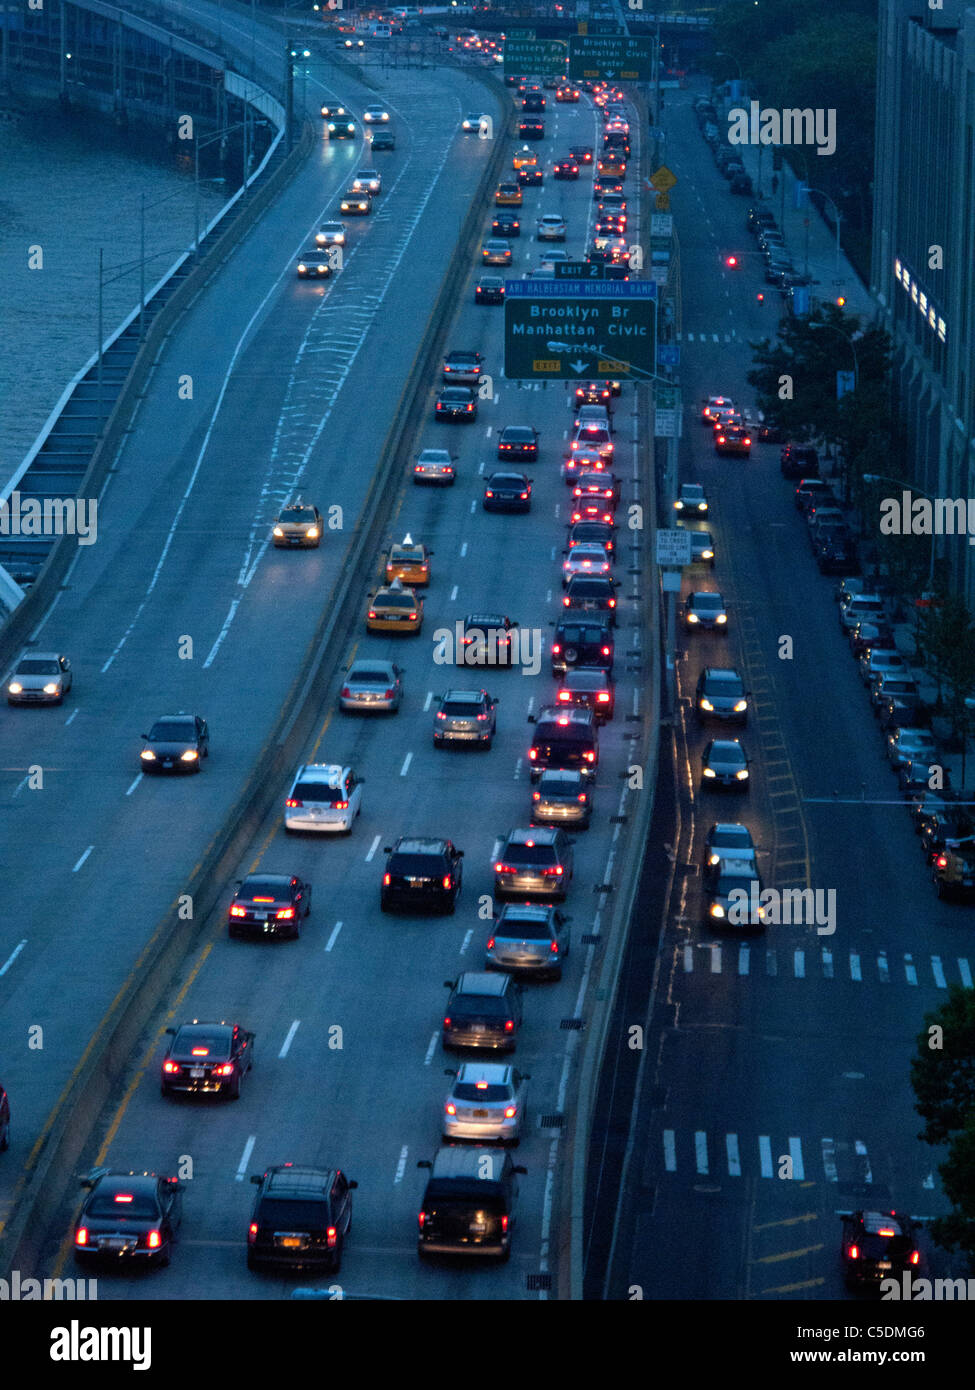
756, 291, 765, 304
725, 254, 739, 268
836, 295, 846, 307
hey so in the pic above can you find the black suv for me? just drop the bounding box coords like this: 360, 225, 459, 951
381, 837, 464, 913
780, 444, 819, 478
417, 1147, 525, 1261
563, 575, 619, 623
528, 705, 598, 780
248, 1165, 357, 1273
551, 620, 614, 675
442, 972, 523, 1051
840, 1210, 919, 1288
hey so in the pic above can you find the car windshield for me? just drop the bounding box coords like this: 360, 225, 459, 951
567, 580, 610, 596
507, 844, 558, 865
389, 854, 442, 875
713, 829, 752, 850
443, 700, 485, 716
454, 995, 510, 1017
705, 674, 743, 695
16, 659, 60, 675
242, 878, 288, 900
279, 508, 314, 523
87, 1190, 159, 1219
296, 782, 346, 802
497, 920, 552, 940
453, 1083, 511, 1101
148, 721, 194, 741
172, 1029, 231, 1058
391, 548, 424, 562
695, 596, 723, 611
715, 874, 755, 897
256, 1199, 326, 1228
350, 668, 393, 683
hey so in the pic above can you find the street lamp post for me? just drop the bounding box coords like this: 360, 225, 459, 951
194, 120, 252, 254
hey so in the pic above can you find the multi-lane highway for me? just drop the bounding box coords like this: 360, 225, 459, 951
5, 45, 658, 1299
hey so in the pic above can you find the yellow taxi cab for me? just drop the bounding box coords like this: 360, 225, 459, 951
367, 578, 423, 634
597, 155, 627, 178
512, 146, 538, 171
385, 533, 433, 586
495, 182, 523, 207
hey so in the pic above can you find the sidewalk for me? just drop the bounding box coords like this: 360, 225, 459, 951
705, 84, 875, 327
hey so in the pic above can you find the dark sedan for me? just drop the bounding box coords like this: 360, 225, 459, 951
497, 425, 539, 460
228, 874, 311, 939
140, 714, 209, 774
555, 666, 615, 721
161, 1020, 254, 1099
436, 387, 477, 421
75, 1171, 182, 1266
492, 212, 521, 237
483, 471, 532, 513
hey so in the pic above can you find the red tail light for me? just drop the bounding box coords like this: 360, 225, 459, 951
486, 937, 495, 950
910, 1250, 920, 1265
341, 686, 352, 697
229, 905, 247, 917
558, 690, 571, 701
520, 492, 529, 499
494, 863, 516, 875
476, 712, 489, 720
466, 403, 474, 412
542, 865, 564, 875
286, 798, 303, 808
326, 1226, 338, 1248
75, 1227, 88, 1246
528, 749, 537, 760
848, 1245, 860, 1261
163, 1060, 178, 1073
602, 646, 611, 656
443, 1018, 451, 1029
578, 792, 588, 802
147, 1231, 162, 1250
550, 940, 560, 953
936, 855, 948, 868
597, 692, 610, 702
248, 1223, 258, 1243
276, 907, 295, 920
409, 613, 417, 620
485, 490, 494, 498
383, 873, 391, 886
442, 875, 452, 890
214, 1063, 234, 1076
384, 688, 395, 699
445, 1101, 457, 1115
418, 1211, 427, 1229
333, 801, 349, 810
552, 644, 561, 654
368, 610, 377, 619
504, 1020, 515, 1032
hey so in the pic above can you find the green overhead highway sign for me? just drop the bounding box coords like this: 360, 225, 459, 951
503, 281, 657, 381
567, 34, 653, 81
503, 37, 567, 77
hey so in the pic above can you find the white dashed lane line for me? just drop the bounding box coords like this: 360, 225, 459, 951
365, 834, 381, 862
278, 1020, 300, 1058
400, 751, 413, 776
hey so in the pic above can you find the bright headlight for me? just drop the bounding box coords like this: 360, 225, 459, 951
699, 699, 714, 711
43, 682, 59, 694
735, 769, 749, 780
687, 613, 699, 623
716, 614, 727, 624
702, 549, 714, 559
306, 528, 320, 539
273, 526, 284, 537
733, 700, 748, 712
710, 903, 725, 918
703, 767, 716, 777
7, 682, 22, 694
141, 749, 156, 761
180, 749, 199, 761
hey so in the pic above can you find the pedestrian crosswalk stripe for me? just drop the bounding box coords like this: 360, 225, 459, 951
822, 1138, 838, 1183
664, 1128, 677, 1172
727, 1133, 741, 1177
789, 1137, 805, 1182
695, 1130, 709, 1173
679, 946, 971, 988
759, 1135, 773, 1178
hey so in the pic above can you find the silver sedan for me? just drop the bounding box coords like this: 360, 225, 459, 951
339, 660, 403, 713
441, 1063, 529, 1143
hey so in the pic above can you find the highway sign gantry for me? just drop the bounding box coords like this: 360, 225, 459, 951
503, 280, 657, 381
567, 34, 653, 82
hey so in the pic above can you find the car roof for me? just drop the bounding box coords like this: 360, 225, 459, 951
430, 1146, 510, 1179
709, 739, 745, 754
703, 667, 743, 683
506, 826, 561, 846
240, 873, 295, 888
455, 971, 510, 995
18, 650, 64, 661
92, 1172, 161, 1195
391, 837, 449, 854
442, 689, 488, 701
455, 1062, 513, 1084
261, 1165, 335, 1195
297, 763, 347, 780
709, 822, 754, 838
465, 613, 508, 625
498, 903, 553, 921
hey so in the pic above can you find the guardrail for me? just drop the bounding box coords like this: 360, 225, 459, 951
0, 64, 511, 1283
